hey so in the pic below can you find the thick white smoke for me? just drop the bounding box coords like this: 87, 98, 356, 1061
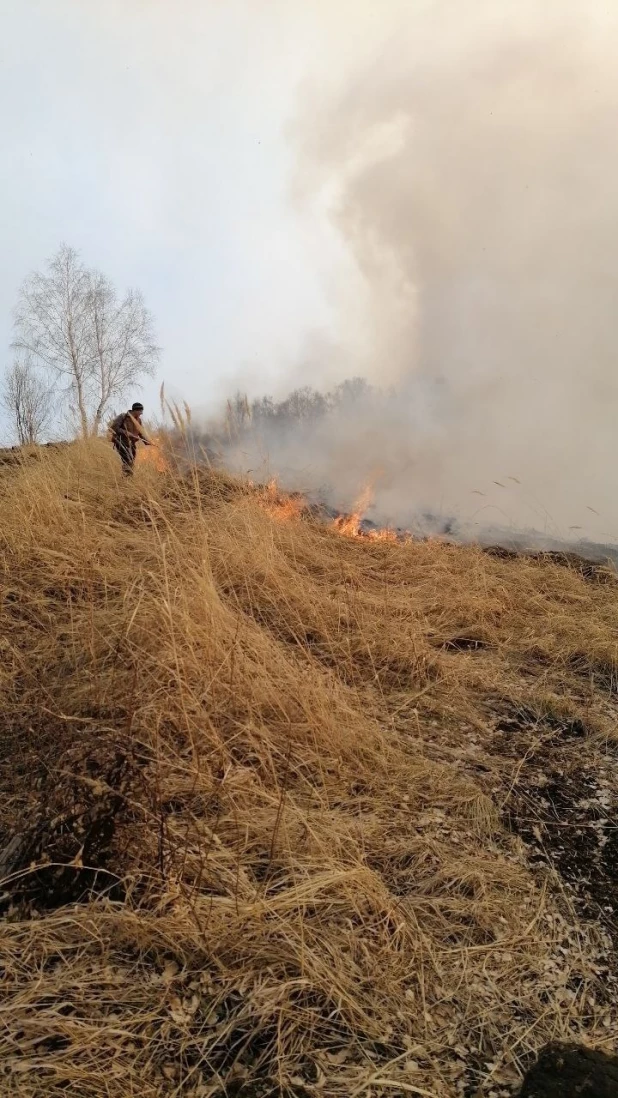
221, 0, 618, 550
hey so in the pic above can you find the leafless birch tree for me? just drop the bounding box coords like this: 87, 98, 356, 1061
13, 244, 159, 437
1, 358, 54, 445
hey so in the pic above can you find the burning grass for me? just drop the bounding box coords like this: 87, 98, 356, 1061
1, 442, 617, 1097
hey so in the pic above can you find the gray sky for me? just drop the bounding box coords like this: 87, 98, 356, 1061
0, 0, 374, 434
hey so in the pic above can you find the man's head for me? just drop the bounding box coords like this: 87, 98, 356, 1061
131, 402, 144, 420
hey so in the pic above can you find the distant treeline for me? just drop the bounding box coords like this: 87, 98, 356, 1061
202, 377, 373, 445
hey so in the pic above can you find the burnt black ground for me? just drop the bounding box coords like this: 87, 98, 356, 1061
519, 1043, 618, 1097
495, 722, 618, 945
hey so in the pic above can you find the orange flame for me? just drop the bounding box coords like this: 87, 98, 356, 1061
137, 434, 169, 473
333, 482, 375, 537
260, 478, 305, 521
366, 527, 399, 542
254, 473, 407, 544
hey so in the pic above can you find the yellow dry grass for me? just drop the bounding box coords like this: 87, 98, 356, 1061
0, 441, 617, 1097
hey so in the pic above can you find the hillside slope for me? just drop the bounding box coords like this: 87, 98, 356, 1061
1, 443, 617, 1097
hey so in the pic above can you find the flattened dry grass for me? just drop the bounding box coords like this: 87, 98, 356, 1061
0, 442, 617, 1097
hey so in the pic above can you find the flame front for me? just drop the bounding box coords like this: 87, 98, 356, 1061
333, 482, 375, 537
137, 434, 169, 473
256, 475, 406, 543
261, 478, 305, 521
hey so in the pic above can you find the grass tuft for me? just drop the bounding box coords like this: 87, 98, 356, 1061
1, 441, 617, 1096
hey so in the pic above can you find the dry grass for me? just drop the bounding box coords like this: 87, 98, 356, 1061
0, 441, 617, 1097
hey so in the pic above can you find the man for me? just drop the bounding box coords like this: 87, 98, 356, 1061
109, 402, 151, 476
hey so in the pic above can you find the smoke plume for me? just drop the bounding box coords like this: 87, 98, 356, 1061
217, 2, 618, 549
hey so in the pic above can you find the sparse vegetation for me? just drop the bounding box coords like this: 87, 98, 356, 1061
1, 442, 617, 1097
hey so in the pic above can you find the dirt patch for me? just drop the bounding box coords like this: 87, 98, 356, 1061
506, 763, 618, 928
530, 551, 616, 585
486, 699, 618, 946
492, 704, 587, 746
0, 739, 142, 912
483, 545, 616, 584
519, 1043, 618, 1097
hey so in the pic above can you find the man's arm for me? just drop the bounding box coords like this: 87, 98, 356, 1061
126, 414, 151, 445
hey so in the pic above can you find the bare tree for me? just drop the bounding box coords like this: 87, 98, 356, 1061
13, 244, 159, 437
13, 245, 92, 437
87, 272, 159, 435
1, 359, 54, 445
